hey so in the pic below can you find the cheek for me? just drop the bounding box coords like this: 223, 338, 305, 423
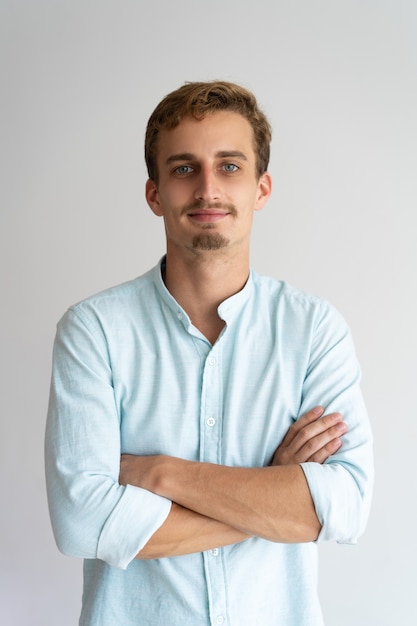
160, 186, 190, 207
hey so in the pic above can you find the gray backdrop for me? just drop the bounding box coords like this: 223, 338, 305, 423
1, 1, 416, 624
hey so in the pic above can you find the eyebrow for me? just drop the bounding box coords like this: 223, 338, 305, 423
165, 150, 248, 165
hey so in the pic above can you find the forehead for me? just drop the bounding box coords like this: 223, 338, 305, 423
157, 111, 255, 161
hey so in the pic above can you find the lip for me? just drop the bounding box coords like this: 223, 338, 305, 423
187, 210, 229, 223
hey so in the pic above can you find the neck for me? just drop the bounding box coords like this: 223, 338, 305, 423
163, 248, 250, 344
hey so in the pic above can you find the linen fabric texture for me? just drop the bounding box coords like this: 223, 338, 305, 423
45, 258, 373, 626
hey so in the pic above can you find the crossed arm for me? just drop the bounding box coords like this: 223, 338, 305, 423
119, 407, 347, 559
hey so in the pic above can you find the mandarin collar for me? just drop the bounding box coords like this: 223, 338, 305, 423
152, 256, 254, 327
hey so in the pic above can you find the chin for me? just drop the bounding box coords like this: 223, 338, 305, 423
191, 233, 230, 250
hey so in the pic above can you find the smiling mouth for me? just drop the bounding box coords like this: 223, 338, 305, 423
187, 209, 230, 223
185, 202, 237, 223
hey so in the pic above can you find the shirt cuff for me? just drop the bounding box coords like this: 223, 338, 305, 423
300, 461, 364, 544
97, 484, 172, 569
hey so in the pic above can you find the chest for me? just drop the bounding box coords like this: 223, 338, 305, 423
109, 314, 311, 466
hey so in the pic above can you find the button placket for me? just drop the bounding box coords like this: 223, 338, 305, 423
200, 346, 228, 625
200, 347, 221, 465
203, 546, 228, 626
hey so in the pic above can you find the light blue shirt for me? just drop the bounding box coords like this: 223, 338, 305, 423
45, 259, 373, 626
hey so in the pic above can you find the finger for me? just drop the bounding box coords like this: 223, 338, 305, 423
295, 420, 347, 463
307, 436, 343, 464
279, 406, 325, 447
283, 411, 344, 458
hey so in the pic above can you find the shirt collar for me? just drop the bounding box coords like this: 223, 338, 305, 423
152, 256, 254, 326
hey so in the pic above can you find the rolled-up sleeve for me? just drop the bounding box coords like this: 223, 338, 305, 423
299, 301, 373, 544
45, 308, 171, 569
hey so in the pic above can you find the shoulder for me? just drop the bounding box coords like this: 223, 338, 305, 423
251, 270, 326, 310
75, 269, 153, 308
250, 271, 348, 331
58, 266, 158, 334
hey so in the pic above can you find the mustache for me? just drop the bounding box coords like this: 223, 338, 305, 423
181, 200, 237, 216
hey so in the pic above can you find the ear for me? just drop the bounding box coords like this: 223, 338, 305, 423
254, 172, 272, 212
145, 179, 164, 216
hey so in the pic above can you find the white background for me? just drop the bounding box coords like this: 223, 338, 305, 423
1, 1, 416, 624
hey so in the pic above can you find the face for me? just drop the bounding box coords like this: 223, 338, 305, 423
146, 111, 271, 257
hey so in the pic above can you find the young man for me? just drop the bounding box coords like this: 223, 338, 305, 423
46, 81, 373, 625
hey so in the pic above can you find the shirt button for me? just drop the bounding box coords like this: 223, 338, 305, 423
177, 311, 183, 320
210, 548, 219, 556
206, 417, 216, 427
216, 617, 224, 625
208, 356, 216, 366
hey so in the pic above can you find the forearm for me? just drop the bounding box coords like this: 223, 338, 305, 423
136, 502, 250, 559
129, 456, 321, 543
120, 408, 346, 549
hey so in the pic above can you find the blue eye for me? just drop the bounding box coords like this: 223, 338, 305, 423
175, 165, 193, 175
223, 163, 238, 172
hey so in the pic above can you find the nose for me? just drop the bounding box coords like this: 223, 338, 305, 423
194, 168, 220, 202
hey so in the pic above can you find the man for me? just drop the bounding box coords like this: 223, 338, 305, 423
45, 81, 373, 625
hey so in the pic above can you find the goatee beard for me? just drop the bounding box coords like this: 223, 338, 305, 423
192, 230, 230, 250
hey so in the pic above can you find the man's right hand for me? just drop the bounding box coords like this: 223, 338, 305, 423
272, 407, 347, 466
